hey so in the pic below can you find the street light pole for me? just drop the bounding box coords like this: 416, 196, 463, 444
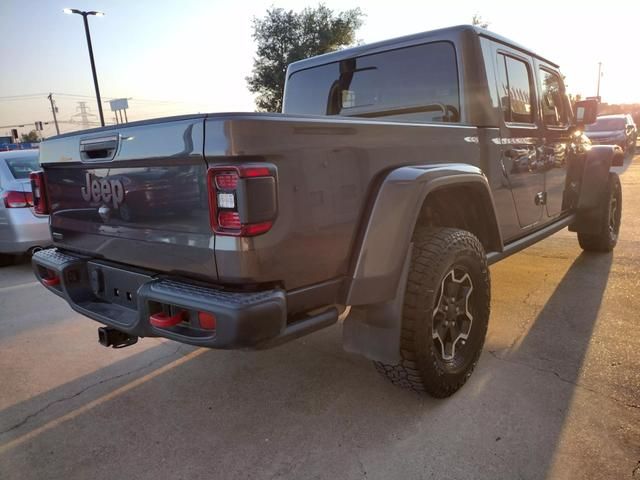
64, 8, 105, 127
596, 62, 602, 99
81, 12, 105, 127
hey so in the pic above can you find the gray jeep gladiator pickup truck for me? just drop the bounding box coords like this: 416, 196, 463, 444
31, 25, 622, 397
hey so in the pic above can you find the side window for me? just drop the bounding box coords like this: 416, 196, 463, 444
496, 54, 534, 124
539, 69, 568, 127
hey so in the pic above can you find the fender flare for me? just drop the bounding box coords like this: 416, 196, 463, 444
343, 163, 502, 364
346, 163, 501, 306
569, 145, 618, 235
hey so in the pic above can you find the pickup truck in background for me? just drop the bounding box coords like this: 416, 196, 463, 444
31, 25, 622, 398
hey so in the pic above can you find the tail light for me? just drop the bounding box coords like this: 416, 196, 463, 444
207, 164, 277, 236
29, 170, 50, 214
2, 190, 32, 208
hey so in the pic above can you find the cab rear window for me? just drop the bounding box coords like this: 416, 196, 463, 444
284, 41, 460, 123
5, 156, 40, 179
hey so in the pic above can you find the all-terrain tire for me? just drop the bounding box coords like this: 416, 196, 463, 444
375, 227, 490, 398
578, 172, 622, 252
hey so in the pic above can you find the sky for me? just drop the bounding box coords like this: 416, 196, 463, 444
1, 0, 639, 138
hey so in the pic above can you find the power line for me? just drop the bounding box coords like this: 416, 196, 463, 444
0, 92, 196, 105
0, 93, 49, 100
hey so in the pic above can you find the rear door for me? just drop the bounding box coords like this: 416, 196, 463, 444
40, 117, 217, 280
495, 50, 545, 229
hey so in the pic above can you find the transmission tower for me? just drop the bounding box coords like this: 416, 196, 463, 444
71, 101, 98, 129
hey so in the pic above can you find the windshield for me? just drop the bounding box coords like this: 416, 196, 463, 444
4, 156, 40, 179
586, 118, 625, 132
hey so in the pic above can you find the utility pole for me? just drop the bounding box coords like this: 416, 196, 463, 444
596, 62, 602, 99
47, 93, 60, 135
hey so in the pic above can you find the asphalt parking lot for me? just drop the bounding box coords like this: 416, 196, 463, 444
1, 155, 639, 480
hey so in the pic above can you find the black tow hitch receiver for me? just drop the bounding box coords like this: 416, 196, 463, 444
98, 326, 138, 348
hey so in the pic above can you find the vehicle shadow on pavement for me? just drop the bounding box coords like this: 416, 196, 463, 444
0, 321, 447, 479
0, 341, 196, 436
0, 253, 616, 480
488, 250, 613, 479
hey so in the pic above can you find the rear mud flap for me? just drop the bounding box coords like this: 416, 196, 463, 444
342, 245, 412, 364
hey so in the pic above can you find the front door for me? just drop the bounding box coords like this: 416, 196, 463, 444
536, 64, 572, 219
496, 51, 544, 228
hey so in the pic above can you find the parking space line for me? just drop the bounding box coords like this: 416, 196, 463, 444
0, 281, 40, 293
0, 348, 207, 454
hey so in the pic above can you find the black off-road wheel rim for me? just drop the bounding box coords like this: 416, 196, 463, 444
431, 266, 476, 372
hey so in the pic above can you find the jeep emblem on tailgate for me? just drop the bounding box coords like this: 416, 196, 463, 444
81, 173, 125, 209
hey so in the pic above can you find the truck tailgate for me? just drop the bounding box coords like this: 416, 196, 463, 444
39, 116, 217, 280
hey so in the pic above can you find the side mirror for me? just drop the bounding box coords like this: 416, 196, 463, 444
574, 99, 598, 127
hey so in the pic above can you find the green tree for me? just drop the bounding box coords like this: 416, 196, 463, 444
21, 130, 39, 142
247, 4, 364, 112
472, 13, 490, 29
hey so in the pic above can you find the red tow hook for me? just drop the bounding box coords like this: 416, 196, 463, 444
149, 310, 188, 328
42, 275, 60, 287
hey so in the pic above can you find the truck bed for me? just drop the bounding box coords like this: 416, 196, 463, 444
39, 112, 491, 294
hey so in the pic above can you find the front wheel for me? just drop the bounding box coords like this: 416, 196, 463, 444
375, 227, 490, 398
578, 172, 622, 252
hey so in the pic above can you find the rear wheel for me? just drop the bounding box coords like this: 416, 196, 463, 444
375, 227, 490, 398
578, 172, 621, 252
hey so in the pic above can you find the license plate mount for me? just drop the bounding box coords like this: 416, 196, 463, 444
87, 261, 153, 310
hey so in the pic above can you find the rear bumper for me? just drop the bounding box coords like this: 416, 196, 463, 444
32, 248, 291, 348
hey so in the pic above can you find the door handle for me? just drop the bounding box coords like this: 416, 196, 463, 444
534, 192, 547, 206
80, 135, 119, 162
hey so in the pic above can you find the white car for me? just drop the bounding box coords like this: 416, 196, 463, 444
0, 150, 51, 265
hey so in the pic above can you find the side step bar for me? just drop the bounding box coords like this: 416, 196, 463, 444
257, 307, 339, 348
487, 214, 575, 265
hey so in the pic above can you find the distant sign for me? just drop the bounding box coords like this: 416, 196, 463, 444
0, 143, 39, 151
108, 98, 129, 111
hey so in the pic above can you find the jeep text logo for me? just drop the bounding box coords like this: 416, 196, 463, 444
81, 173, 125, 209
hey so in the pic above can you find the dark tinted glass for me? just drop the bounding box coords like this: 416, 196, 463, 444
5, 156, 39, 179
539, 69, 568, 126
505, 56, 533, 123
496, 56, 510, 121
496, 54, 534, 124
284, 42, 460, 123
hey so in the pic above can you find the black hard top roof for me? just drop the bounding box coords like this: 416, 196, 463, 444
287, 24, 559, 74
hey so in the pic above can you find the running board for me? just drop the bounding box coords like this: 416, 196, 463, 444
487, 215, 575, 266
